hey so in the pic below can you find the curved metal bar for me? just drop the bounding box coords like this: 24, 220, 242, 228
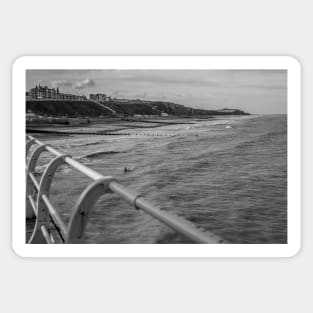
29, 154, 69, 244
26, 138, 36, 159
38, 154, 70, 198
66, 177, 115, 243
26, 144, 47, 174
26, 144, 47, 219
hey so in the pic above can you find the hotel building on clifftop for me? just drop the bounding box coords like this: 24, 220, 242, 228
26, 85, 87, 101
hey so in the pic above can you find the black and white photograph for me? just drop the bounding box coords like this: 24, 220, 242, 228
21, 59, 292, 248
2, 1, 310, 312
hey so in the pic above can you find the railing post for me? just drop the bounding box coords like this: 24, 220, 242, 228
26, 144, 47, 218
28, 154, 69, 244
66, 177, 115, 243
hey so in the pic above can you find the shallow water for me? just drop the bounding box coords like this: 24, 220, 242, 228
31, 115, 287, 243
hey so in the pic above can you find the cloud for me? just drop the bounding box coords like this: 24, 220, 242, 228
50, 78, 96, 90
50, 79, 73, 88
74, 79, 95, 89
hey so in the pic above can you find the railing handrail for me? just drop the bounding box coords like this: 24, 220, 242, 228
25, 135, 224, 244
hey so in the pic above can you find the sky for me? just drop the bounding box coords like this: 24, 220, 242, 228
26, 69, 287, 114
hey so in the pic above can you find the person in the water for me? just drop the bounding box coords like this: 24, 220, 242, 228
124, 167, 134, 173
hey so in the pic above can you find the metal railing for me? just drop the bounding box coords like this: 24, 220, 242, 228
26, 135, 224, 244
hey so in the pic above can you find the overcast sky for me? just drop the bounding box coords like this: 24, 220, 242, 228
26, 69, 287, 114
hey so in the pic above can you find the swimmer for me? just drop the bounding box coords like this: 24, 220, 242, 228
124, 167, 134, 173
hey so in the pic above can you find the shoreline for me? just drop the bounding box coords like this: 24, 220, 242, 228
26, 116, 208, 136
25, 114, 252, 137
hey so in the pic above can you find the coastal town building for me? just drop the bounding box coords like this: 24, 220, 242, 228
27, 85, 87, 101
89, 93, 107, 102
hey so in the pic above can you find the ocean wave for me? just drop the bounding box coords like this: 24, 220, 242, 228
80, 148, 134, 159
59, 139, 108, 149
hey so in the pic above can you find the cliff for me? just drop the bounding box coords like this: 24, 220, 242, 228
26, 100, 112, 117
26, 99, 249, 117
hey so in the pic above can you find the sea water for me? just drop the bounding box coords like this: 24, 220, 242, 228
31, 115, 287, 243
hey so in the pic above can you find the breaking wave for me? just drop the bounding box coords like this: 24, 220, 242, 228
77, 147, 135, 160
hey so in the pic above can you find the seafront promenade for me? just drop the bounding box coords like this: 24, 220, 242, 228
26, 135, 224, 244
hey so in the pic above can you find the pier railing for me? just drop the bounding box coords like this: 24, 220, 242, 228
26, 135, 223, 244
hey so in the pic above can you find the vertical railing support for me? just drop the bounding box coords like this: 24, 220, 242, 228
66, 177, 115, 243
29, 154, 69, 244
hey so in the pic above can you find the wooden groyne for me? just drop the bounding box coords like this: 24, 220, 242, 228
26, 128, 176, 137
25, 135, 224, 244
27, 128, 129, 136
